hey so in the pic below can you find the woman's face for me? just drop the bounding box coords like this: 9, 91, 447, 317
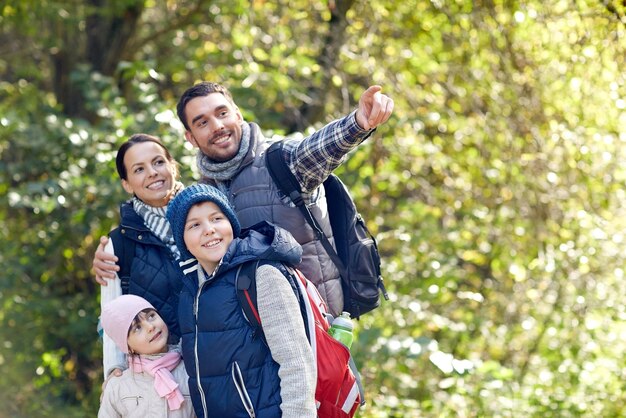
121, 142, 177, 208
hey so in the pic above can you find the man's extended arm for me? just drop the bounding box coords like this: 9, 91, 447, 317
283, 85, 393, 193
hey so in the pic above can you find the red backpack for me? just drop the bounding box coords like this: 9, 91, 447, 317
236, 260, 365, 418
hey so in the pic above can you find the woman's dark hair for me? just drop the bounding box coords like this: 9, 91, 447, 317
115, 134, 178, 180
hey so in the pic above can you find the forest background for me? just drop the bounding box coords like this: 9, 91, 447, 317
2, 0, 626, 417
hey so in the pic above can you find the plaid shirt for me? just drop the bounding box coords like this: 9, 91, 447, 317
281, 110, 374, 194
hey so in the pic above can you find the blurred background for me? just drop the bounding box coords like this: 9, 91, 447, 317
2, 0, 626, 416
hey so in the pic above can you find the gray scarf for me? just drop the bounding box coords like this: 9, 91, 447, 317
131, 181, 184, 259
196, 122, 251, 187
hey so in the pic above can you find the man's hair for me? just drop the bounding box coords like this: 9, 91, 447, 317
176, 82, 235, 131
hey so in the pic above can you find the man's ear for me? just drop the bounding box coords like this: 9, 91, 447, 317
121, 179, 134, 194
234, 106, 243, 123
184, 130, 198, 148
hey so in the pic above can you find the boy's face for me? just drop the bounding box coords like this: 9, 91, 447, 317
184, 201, 234, 273
127, 309, 169, 355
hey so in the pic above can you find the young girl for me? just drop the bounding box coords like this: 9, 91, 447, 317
166, 183, 316, 418
98, 294, 195, 418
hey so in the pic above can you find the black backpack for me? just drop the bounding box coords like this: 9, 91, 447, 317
265, 141, 388, 318
108, 227, 135, 294
97, 228, 135, 340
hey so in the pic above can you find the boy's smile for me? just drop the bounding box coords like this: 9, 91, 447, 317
184, 201, 234, 273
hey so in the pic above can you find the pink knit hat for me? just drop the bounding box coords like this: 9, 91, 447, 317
102, 294, 154, 353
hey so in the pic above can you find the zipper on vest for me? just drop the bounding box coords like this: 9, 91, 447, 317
193, 262, 220, 418
193, 263, 218, 317
231, 361, 256, 418
194, 275, 210, 418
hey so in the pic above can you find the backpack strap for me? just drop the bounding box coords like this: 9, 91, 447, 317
349, 356, 366, 406
265, 142, 350, 282
235, 260, 311, 345
108, 228, 135, 294
235, 260, 267, 345
236, 258, 367, 408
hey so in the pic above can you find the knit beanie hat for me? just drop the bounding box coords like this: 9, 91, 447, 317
101, 294, 155, 354
166, 183, 241, 261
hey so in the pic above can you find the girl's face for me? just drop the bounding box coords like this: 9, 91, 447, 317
183, 201, 234, 273
121, 142, 177, 208
127, 309, 169, 355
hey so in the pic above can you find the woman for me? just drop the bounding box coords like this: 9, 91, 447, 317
100, 134, 185, 381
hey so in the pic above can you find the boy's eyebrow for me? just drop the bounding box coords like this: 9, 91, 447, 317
185, 208, 224, 225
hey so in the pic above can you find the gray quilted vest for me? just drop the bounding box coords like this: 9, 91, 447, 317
203, 123, 344, 315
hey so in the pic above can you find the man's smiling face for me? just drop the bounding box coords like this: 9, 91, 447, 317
183, 92, 244, 162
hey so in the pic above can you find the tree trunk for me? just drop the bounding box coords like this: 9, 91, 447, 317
283, 0, 355, 133
85, 0, 144, 76
51, 0, 144, 120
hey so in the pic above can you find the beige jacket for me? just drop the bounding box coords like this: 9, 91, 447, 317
98, 360, 195, 418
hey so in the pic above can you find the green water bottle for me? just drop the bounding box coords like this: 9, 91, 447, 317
329, 311, 354, 349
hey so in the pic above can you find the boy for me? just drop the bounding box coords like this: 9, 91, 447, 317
166, 183, 316, 418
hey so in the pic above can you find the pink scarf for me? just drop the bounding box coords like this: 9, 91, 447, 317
129, 351, 185, 410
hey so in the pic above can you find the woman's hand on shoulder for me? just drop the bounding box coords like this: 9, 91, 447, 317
93, 236, 120, 285
100, 367, 123, 402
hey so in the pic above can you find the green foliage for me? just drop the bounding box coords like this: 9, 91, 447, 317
2, 0, 626, 416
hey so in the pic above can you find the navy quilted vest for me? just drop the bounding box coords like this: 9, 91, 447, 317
112, 203, 183, 343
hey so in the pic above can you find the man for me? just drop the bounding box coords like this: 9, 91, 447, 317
94, 82, 393, 316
